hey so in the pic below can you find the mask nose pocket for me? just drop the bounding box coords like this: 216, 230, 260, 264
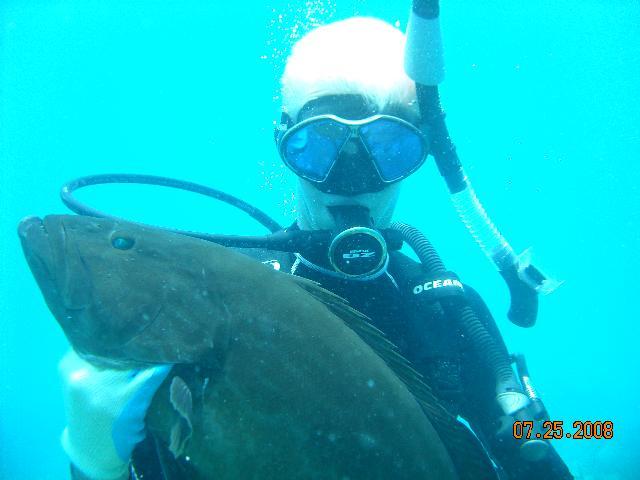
339, 136, 361, 156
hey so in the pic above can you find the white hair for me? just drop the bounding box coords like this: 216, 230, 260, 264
281, 17, 417, 120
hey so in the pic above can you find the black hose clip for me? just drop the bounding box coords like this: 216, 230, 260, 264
494, 249, 561, 328
499, 263, 540, 328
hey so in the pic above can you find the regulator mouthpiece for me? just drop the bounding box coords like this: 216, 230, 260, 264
327, 206, 388, 278
329, 227, 387, 277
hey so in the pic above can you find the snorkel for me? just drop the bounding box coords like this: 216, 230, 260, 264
405, 0, 561, 328
405, 0, 558, 461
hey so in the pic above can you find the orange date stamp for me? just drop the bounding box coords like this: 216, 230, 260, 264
513, 420, 614, 440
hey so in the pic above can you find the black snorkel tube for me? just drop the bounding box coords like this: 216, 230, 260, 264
60, 174, 403, 267
405, 0, 561, 328
404, 2, 559, 462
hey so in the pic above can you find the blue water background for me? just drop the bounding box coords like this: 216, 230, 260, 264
1, 1, 638, 478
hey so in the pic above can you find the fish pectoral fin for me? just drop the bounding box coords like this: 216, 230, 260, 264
168, 376, 194, 458
169, 421, 190, 459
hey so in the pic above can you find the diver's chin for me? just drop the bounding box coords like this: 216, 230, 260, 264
296, 180, 400, 230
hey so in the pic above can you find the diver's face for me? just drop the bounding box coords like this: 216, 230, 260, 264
294, 95, 420, 230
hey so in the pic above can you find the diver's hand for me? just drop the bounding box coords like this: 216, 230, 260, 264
59, 350, 171, 480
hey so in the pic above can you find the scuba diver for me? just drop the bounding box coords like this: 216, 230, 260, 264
58, 7, 573, 480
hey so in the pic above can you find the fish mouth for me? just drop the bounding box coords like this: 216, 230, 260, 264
18, 215, 47, 246
18, 215, 92, 311
18, 216, 56, 290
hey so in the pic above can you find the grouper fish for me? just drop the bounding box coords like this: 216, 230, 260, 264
18, 214, 496, 480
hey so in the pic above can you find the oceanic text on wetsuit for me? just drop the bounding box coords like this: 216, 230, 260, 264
412, 278, 464, 295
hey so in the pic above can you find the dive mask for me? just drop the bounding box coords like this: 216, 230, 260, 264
276, 114, 429, 195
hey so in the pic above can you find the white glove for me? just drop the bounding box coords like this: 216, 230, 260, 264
59, 350, 171, 480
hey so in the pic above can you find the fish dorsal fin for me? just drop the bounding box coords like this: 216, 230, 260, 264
289, 275, 497, 480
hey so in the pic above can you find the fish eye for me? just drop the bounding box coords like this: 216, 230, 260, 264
111, 235, 135, 250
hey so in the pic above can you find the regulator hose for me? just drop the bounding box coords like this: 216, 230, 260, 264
391, 221, 520, 393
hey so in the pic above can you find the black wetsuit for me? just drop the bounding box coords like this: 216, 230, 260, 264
71, 247, 573, 480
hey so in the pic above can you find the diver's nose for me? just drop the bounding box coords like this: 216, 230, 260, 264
321, 137, 384, 195
335, 136, 378, 174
